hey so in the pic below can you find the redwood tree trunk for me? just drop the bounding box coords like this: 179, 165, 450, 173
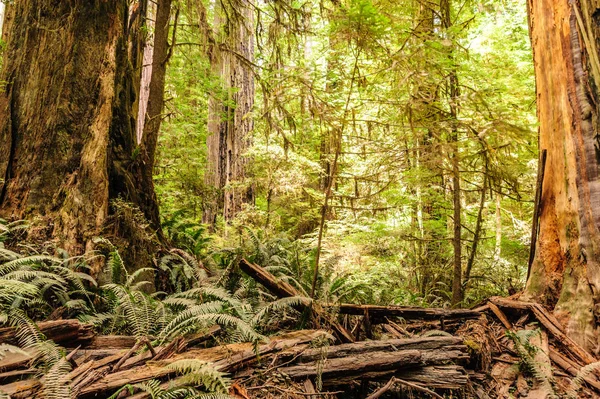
525, 0, 600, 350
0, 2, 5, 36
0, 0, 163, 264
135, 0, 172, 235
204, 0, 255, 227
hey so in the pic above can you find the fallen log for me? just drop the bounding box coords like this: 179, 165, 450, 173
291, 336, 464, 363
488, 297, 597, 365
549, 347, 600, 391
82, 335, 138, 350
331, 303, 481, 322
77, 330, 329, 398
239, 258, 355, 343
365, 376, 445, 399
75, 331, 468, 398
278, 346, 467, 380
0, 319, 94, 346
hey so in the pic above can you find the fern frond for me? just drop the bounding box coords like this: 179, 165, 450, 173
127, 268, 155, 287
251, 296, 310, 326
158, 302, 224, 342
166, 359, 230, 393
567, 361, 600, 398
40, 357, 71, 399
0, 255, 60, 277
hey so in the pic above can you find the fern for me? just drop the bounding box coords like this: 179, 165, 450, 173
566, 361, 600, 398
40, 357, 72, 399
166, 359, 230, 393
158, 301, 224, 342
251, 296, 311, 327
507, 329, 558, 397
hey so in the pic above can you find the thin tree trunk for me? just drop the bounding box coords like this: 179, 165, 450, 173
494, 192, 501, 264
0, 2, 5, 37
525, 0, 600, 350
310, 48, 361, 298
450, 140, 461, 306
464, 176, 487, 291
409, 0, 438, 298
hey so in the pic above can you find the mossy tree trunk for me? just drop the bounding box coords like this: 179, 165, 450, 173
204, 0, 255, 227
525, 0, 600, 350
0, 0, 166, 269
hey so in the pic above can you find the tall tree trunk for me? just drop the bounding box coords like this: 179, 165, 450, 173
525, 0, 600, 350
464, 176, 487, 292
136, 1, 157, 144
440, 0, 462, 306
0, 2, 5, 37
135, 0, 173, 236
0, 0, 163, 269
204, 0, 255, 227
409, 0, 440, 298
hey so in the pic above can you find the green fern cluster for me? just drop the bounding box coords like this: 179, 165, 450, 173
0, 231, 96, 322
108, 359, 231, 399
507, 329, 557, 397
83, 249, 262, 345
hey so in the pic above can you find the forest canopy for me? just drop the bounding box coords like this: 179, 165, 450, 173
155, 0, 537, 306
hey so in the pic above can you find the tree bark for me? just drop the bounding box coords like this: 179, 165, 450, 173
525, 0, 600, 350
136, 1, 157, 145
494, 192, 502, 264
203, 0, 255, 227
0, 2, 4, 37
0, 1, 164, 265
135, 0, 172, 235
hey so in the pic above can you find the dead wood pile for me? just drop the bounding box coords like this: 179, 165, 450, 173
0, 259, 598, 398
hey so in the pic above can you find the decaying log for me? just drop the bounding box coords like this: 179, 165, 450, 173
279, 347, 467, 380
488, 297, 597, 365
291, 336, 464, 363
331, 303, 481, 322
77, 330, 329, 398
82, 335, 138, 350
0, 319, 94, 346
72, 330, 468, 398
549, 347, 600, 391
322, 365, 469, 388
0, 349, 34, 372
239, 258, 355, 343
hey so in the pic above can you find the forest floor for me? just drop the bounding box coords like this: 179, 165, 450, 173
1, 259, 598, 399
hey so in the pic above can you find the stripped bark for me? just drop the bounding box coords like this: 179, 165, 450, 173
525, 0, 600, 350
